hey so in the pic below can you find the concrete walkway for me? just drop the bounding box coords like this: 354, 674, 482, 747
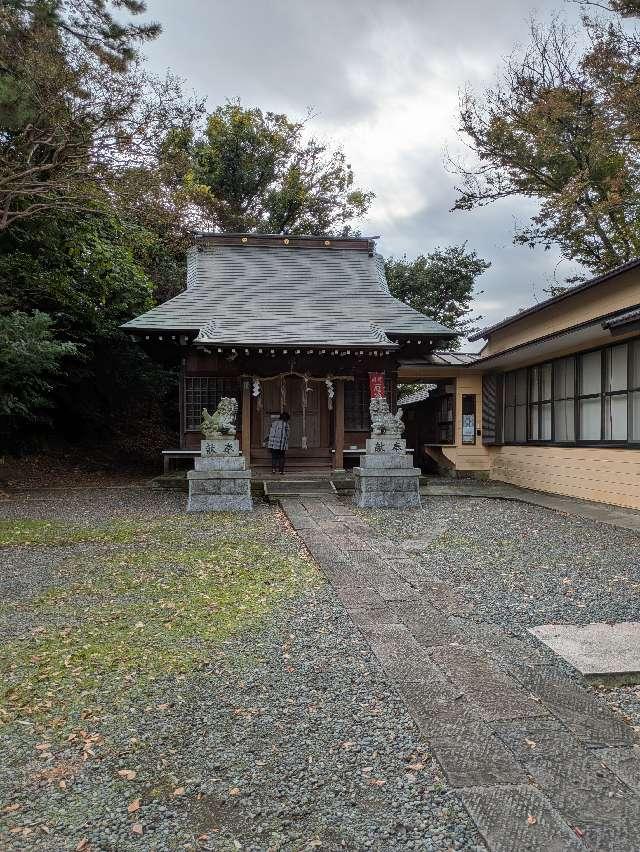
422, 480, 640, 533
281, 495, 640, 852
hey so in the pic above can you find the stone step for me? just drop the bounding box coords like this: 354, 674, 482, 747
264, 479, 335, 497
150, 472, 188, 492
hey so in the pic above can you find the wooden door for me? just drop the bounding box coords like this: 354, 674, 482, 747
259, 376, 323, 449
292, 377, 320, 448
260, 380, 282, 446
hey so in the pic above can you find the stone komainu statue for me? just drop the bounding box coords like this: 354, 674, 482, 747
370, 396, 404, 436
201, 397, 238, 439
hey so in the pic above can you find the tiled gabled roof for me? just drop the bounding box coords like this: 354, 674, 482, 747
122, 242, 456, 347
602, 306, 640, 330
397, 386, 435, 406
425, 351, 478, 366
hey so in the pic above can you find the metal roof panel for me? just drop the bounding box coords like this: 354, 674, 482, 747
122, 244, 456, 345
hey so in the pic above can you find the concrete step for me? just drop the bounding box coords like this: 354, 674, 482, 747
263, 479, 335, 497
150, 472, 188, 492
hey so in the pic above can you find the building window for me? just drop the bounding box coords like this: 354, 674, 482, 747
553, 357, 575, 442
632, 341, 640, 442
528, 363, 552, 441
184, 377, 242, 432
504, 372, 515, 442
501, 337, 640, 447
578, 350, 602, 440
515, 368, 527, 442
604, 344, 628, 441
344, 378, 369, 430
504, 368, 527, 443
345, 377, 395, 430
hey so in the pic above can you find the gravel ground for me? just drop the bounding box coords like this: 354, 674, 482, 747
0, 488, 483, 851
362, 495, 640, 736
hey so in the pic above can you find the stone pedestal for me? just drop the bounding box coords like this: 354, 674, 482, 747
353, 439, 421, 510
200, 438, 240, 457
187, 444, 252, 512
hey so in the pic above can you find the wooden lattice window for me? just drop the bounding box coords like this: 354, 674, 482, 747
184, 377, 242, 432
344, 377, 396, 430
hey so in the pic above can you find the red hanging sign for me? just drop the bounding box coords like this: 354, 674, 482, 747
369, 372, 385, 399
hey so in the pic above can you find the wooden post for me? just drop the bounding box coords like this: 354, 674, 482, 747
242, 379, 251, 464
334, 379, 345, 470
178, 358, 186, 449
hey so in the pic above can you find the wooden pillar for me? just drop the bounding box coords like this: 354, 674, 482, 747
334, 379, 345, 470
178, 357, 186, 449
242, 379, 251, 464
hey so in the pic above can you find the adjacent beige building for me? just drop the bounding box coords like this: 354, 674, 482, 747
401, 259, 640, 510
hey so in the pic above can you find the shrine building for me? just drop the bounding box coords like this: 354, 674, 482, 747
122, 233, 461, 474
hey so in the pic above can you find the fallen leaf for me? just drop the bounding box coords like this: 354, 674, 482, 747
527, 814, 537, 825
76, 839, 89, 851
2, 803, 22, 813
173, 787, 185, 796
367, 778, 386, 786
117, 770, 136, 781
407, 762, 425, 770
35, 743, 51, 751
127, 799, 141, 813
228, 787, 241, 796
131, 822, 143, 835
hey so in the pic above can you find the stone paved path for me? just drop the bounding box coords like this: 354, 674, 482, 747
281, 495, 640, 852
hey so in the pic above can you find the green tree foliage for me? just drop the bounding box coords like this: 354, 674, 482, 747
0, 1, 194, 455
0, 211, 178, 452
0, 1, 197, 229
384, 245, 490, 344
0, 311, 75, 432
6, 0, 160, 70
0, 212, 154, 336
164, 100, 374, 235
453, 15, 640, 275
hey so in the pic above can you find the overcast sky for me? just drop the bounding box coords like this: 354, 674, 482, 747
143, 0, 595, 349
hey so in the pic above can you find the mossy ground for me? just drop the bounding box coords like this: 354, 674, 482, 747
0, 517, 144, 548
0, 510, 318, 735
